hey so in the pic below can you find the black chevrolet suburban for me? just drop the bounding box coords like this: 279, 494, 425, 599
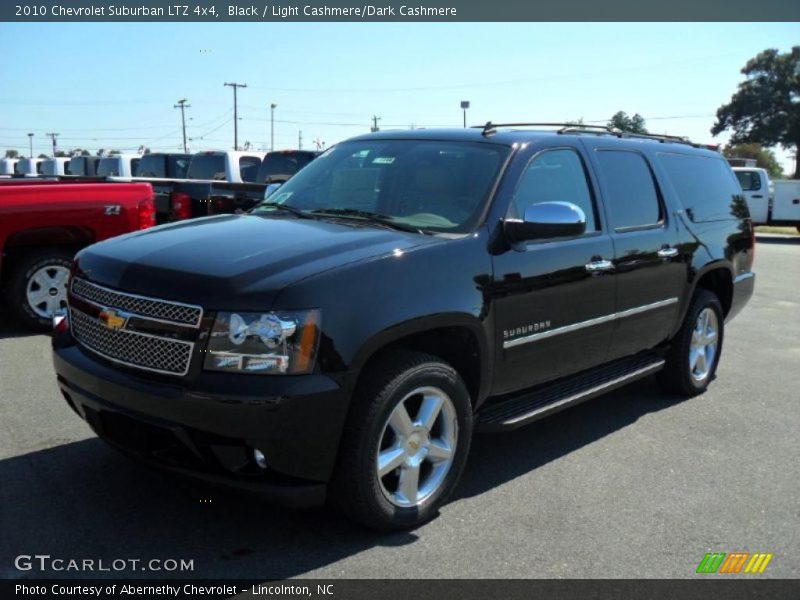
52, 124, 755, 530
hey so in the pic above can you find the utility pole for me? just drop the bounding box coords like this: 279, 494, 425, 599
460, 101, 470, 128
45, 132, 59, 156
298, 130, 302, 150
46, 133, 59, 156
174, 99, 190, 153
270, 103, 277, 152
371, 115, 381, 132
27, 133, 33, 158
224, 82, 247, 150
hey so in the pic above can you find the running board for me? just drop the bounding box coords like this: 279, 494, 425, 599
477, 354, 665, 432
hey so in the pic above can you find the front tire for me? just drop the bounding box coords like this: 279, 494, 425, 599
5, 249, 73, 331
657, 289, 724, 396
331, 351, 473, 531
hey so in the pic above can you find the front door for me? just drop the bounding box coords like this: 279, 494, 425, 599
491, 146, 616, 395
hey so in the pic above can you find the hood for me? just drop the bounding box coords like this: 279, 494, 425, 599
74, 214, 438, 309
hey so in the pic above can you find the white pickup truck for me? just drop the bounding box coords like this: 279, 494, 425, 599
733, 167, 800, 231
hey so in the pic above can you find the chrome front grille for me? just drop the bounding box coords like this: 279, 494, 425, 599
71, 278, 203, 326
70, 310, 193, 375
69, 278, 200, 376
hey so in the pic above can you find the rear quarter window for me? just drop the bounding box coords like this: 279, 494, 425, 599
657, 153, 747, 222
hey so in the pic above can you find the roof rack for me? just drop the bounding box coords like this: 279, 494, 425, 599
475, 121, 712, 149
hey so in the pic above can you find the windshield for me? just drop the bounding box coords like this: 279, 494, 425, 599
253, 140, 508, 233
187, 154, 227, 180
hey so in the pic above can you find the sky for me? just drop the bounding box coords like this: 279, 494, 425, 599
0, 22, 797, 173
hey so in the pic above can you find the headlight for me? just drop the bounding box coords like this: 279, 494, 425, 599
204, 310, 320, 375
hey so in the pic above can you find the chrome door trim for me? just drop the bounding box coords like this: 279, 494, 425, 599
503, 297, 679, 349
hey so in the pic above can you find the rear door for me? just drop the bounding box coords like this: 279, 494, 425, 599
584, 143, 686, 360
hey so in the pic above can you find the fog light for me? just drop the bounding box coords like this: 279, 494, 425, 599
253, 449, 268, 470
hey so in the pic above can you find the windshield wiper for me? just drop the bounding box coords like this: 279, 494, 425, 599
310, 208, 424, 234
257, 202, 314, 219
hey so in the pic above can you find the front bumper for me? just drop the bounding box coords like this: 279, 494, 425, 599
52, 334, 352, 507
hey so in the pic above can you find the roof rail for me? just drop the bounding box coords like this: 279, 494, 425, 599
474, 121, 716, 148
475, 121, 616, 137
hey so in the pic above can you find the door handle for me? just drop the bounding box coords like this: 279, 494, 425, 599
585, 259, 614, 273
657, 247, 679, 259
752, 195, 763, 199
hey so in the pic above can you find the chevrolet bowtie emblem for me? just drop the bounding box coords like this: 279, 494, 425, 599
98, 308, 127, 331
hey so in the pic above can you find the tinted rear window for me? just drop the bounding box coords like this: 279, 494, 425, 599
67, 157, 85, 175
135, 155, 166, 178
167, 155, 191, 178
257, 152, 317, 183
658, 153, 746, 222
595, 150, 662, 230
96, 158, 119, 177
187, 154, 226, 180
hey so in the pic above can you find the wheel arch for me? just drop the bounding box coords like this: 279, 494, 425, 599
349, 313, 491, 408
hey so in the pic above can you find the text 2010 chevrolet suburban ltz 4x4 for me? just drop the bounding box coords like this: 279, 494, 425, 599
52, 125, 755, 530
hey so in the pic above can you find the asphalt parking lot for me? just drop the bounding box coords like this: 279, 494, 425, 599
1, 235, 798, 580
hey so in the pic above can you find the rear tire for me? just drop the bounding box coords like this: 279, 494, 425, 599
657, 289, 724, 396
330, 350, 473, 531
5, 249, 73, 331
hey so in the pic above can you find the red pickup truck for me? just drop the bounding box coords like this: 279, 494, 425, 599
1, 181, 155, 330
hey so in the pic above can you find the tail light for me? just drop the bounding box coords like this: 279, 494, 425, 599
138, 195, 155, 230
171, 191, 192, 221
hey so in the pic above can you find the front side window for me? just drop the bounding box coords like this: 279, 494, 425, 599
254, 140, 509, 233
596, 150, 662, 231
735, 170, 761, 191
509, 148, 598, 233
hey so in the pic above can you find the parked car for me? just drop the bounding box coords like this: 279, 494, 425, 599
96, 154, 142, 178
0, 158, 19, 176
67, 156, 100, 177
52, 125, 754, 530
1, 181, 155, 329
14, 158, 44, 176
258, 150, 320, 184
732, 167, 773, 224
41, 157, 72, 176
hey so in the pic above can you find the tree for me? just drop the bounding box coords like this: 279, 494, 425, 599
38, 154, 49, 159
5, 149, 19, 159
723, 143, 784, 178
608, 111, 648, 134
711, 46, 800, 178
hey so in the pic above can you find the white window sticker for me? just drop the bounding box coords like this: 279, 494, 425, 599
372, 157, 396, 164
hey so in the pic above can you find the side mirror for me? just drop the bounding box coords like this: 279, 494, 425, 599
505, 201, 586, 243
264, 183, 282, 199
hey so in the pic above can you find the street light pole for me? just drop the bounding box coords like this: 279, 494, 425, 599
270, 103, 277, 152
27, 133, 33, 158
460, 101, 470, 128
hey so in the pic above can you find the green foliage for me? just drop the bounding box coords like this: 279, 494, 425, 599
712, 46, 800, 178
724, 143, 784, 178
608, 111, 648, 134
5, 149, 19, 159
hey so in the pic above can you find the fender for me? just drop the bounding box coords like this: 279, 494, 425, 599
5, 225, 96, 249
671, 259, 735, 338
348, 311, 493, 405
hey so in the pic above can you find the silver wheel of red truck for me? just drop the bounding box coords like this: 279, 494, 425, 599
6, 249, 73, 331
